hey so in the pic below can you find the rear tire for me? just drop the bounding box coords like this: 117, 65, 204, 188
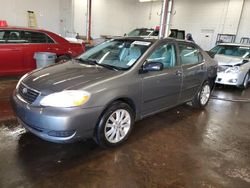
55, 55, 71, 63
191, 81, 211, 109
94, 102, 135, 148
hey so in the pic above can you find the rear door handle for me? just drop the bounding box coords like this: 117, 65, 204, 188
175, 70, 182, 76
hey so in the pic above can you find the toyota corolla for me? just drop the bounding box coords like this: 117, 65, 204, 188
12, 37, 217, 147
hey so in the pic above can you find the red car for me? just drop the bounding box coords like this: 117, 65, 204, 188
0, 26, 85, 76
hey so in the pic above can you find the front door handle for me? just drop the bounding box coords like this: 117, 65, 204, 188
175, 70, 182, 76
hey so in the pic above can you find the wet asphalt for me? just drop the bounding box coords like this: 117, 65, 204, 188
0, 78, 250, 188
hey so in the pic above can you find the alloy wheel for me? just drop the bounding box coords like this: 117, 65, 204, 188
104, 109, 131, 144
200, 84, 211, 105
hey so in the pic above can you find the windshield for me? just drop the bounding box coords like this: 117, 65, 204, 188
210, 45, 250, 58
127, 29, 154, 37
78, 39, 151, 70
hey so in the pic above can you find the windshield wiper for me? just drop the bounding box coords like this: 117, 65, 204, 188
75, 58, 98, 65
76, 58, 123, 71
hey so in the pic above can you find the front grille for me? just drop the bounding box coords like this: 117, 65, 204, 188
48, 130, 75, 137
18, 83, 40, 104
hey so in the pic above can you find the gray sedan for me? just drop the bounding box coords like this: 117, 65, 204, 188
210, 43, 250, 89
12, 37, 217, 147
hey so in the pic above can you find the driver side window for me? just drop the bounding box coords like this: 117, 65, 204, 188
147, 43, 176, 69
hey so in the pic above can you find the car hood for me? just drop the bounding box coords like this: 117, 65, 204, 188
214, 54, 245, 66
22, 60, 121, 95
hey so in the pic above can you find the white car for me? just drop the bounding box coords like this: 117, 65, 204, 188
210, 43, 250, 89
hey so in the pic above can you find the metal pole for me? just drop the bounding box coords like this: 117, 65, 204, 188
86, 0, 92, 43
159, 0, 169, 39
166, 0, 173, 37
159, 0, 173, 39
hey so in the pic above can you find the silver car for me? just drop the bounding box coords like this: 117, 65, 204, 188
210, 43, 250, 89
12, 37, 217, 147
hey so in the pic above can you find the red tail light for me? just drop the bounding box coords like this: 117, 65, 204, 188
0, 20, 8, 27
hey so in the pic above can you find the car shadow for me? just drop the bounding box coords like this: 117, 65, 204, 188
15, 103, 208, 184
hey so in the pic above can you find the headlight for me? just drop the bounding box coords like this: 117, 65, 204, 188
226, 66, 240, 73
16, 73, 28, 89
40, 90, 90, 107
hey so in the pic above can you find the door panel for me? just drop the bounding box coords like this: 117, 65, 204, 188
0, 30, 24, 75
181, 62, 206, 101
21, 31, 61, 71
141, 66, 182, 116
141, 43, 182, 116
0, 44, 24, 75
178, 43, 206, 102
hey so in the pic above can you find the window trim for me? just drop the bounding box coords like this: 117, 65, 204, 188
0, 29, 56, 44
145, 41, 179, 69
178, 42, 202, 66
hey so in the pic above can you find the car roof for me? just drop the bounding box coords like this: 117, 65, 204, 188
0, 26, 49, 33
114, 36, 192, 44
114, 36, 157, 42
133, 28, 154, 30
218, 43, 250, 47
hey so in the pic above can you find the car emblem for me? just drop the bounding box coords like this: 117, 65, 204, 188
22, 88, 28, 94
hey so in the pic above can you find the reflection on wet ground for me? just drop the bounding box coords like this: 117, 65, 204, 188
0, 78, 250, 188
0, 77, 18, 121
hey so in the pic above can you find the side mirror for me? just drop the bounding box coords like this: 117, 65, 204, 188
206, 51, 215, 58
142, 61, 164, 73
124, 33, 127, 36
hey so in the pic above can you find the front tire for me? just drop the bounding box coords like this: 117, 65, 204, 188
94, 102, 135, 148
239, 72, 249, 89
191, 82, 211, 109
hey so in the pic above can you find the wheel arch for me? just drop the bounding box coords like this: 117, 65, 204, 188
93, 97, 137, 146
103, 97, 136, 116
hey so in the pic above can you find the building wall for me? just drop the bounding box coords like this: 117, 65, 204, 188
72, 0, 247, 49
1, 0, 250, 50
72, 0, 139, 38
135, 0, 247, 50
0, 0, 61, 34
237, 0, 250, 41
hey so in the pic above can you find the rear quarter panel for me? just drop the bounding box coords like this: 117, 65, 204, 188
202, 50, 218, 79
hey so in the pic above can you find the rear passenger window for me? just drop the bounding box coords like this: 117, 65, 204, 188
0, 30, 27, 43
179, 44, 201, 65
147, 43, 176, 68
21, 31, 54, 44
0, 30, 54, 44
31, 32, 47, 43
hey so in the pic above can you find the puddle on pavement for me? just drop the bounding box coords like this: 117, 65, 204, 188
0, 118, 26, 138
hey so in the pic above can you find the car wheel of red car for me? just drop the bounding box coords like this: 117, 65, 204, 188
56, 55, 71, 63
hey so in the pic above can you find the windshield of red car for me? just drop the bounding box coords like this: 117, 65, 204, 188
210, 45, 250, 58
78, 39, 152, 70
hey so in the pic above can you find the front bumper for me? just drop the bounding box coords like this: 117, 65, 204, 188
215, 72, 246, 86
12, 90, 104, 143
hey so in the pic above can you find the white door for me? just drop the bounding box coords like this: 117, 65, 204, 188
59, 0, 75, 37
200, 29, 215, 51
